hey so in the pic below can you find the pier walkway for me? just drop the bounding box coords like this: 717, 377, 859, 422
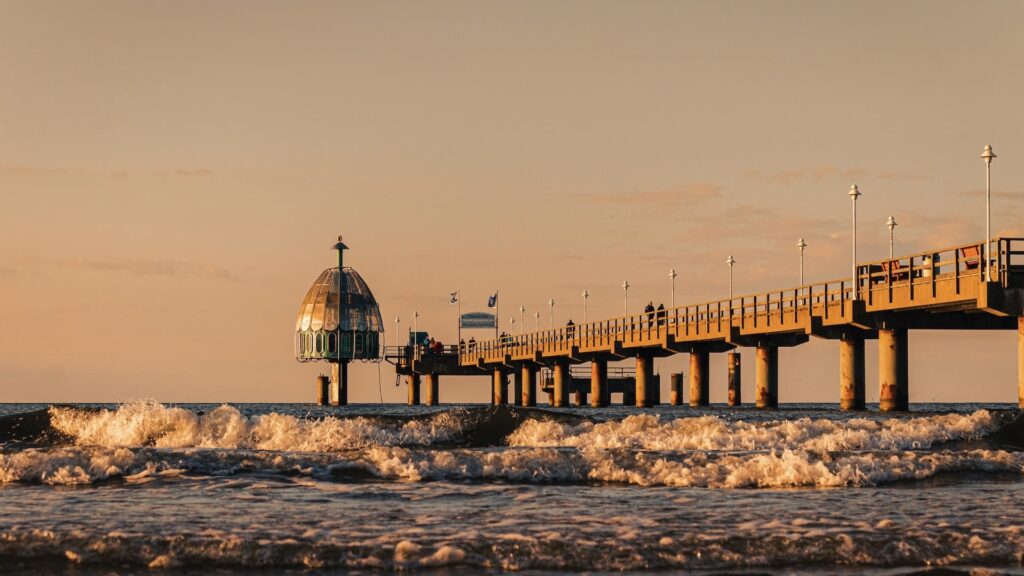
392, 238, 1024, 411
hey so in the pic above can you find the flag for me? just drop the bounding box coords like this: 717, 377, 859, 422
450, 292, 459, 304
487, 292, 498, 308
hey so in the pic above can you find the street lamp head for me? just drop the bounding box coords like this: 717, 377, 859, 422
548, 298, 554, 307
981, 144, 996, 164
886, 216, 898, 230
520, 305, 526, 313
849, 184, 861, 199
582, 290, 589, 298
622, 280, 630, 290
669, 269, 677, 279
797, 238, 807, 249
726, 255, 735, 266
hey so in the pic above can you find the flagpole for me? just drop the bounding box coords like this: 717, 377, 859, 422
457, 290, 461, 344
495, 291, 500, 340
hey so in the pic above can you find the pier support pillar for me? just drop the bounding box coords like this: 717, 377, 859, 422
492, 369, 508, 405
513, 370, 523, 407
623, 388, 636, 406
727, 352, 742, 407
689, 351, 709, 407
406, 374, 421, 406
670, 373, 684, 406
316, 375, 330, 406
839, 339, 866, 410
331, 361, 348, 406
553, 362, 570, 407
755, 346, 778, 409
879, 329, 909, 412
522, 365, 537, 407
1018, 317, 1024, 409
591, 360, 609, 407
425, 374, 439, 406
575, 387, 588, 407
635, 354, 654, 407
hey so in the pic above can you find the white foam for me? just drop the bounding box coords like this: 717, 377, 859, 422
507, 411, 998, 453
47, 401, 465, 451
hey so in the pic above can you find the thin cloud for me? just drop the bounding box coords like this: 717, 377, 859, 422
0, 165, 71, 175
743, 166, 925, 186
573, 182, 722, 207
964, 188, 1024, 202
175, 168, 215, 177
70, 258, 235, 281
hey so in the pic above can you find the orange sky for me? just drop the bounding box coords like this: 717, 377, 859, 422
2, 0, 1023, 403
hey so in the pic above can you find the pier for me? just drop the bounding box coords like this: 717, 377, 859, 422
390, 238, 1024, 411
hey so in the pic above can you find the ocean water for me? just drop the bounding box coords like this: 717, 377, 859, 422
2, 402, 1024, 575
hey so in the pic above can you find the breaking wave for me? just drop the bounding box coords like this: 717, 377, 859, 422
0, 402, 1021, 488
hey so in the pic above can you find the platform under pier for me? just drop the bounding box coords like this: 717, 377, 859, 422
521, 365, 537, 407
839, 339, 866, 410
407, 374, 420, 406
331, 361, 348, 406
492, 369, 508, 405
635, 354, 654, 407
670, 373, 684, 406
591, 360, 609, 407
425, 374, 439, 406
755, 346, 778, 409
879, 329, 909, 411
689, 351, 709, 407
727, 352, 741, 406
553, 362, 570, 407
513, 371, 523, 407
1019, 317, 1024, 409
316, 375, 329, 406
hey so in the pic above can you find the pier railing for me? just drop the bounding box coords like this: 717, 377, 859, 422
458, 238, 1024, 366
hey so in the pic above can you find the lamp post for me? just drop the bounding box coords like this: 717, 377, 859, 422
796, 239, 807, 286
548, 298, 555, 329
726, 256, 735, 299
669, 269, 677, 308
395, 316, 401, 348
622, 281, 630, 315
886, 216, 898, 260
981, 145, 997, 280
849, 184, 861, 300
534, 311, 540, 331
413, 310, 419, 358
582, 290, 589, 323
519, 305, 526, 335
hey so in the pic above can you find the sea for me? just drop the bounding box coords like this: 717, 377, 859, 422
2, 401, 1024, 575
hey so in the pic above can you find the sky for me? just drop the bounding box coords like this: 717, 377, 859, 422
1, 0, 1023, 404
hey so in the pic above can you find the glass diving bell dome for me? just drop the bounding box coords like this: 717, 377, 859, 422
295, 237, 383, 362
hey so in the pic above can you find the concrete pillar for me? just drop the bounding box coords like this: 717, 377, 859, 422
727, 352, 741, 407
670, 373, 684, 406
316, 375, 330, 406
406, 374, 421, 406
755, 346, 778, 409
689, 351, 710, 407
522, 365, 537, 407
623, 389, 636, 406
513, 370, 523, 407
879, 328, 909, 411
839, 339, 866, 410
635, 354, 654, 407
575, 387, 588, 407
425, 374, 439, 406
591, 360, 609, 407
493, 369, 507, 405
553, 362, 570, 407
1019, 317, 1024, 409
331, 361, 348, 406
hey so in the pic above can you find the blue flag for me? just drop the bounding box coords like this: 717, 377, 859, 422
487, 292, 498, 308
